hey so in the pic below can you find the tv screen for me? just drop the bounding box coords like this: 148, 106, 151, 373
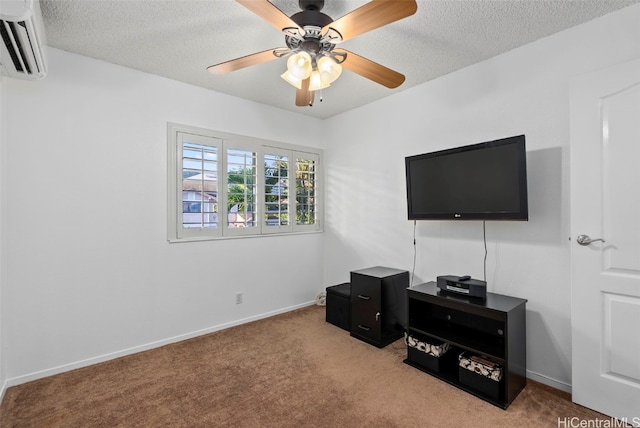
405, 135, 528, 221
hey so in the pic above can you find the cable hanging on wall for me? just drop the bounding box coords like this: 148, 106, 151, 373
411, 220, 417, 287
483, 220, 488, 282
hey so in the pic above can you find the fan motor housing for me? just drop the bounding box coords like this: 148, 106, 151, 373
299, 0, 324, 11
290, 10, 332, 27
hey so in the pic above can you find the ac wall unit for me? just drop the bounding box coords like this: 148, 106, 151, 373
0, 0, 47, 80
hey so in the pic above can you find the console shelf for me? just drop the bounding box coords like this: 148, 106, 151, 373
404, 282, 527, 409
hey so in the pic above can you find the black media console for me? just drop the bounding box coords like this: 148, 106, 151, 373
404, 282, 527, 408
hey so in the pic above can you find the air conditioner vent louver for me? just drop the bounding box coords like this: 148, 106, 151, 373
2, 20, 29, 73
0, 0, 47, 80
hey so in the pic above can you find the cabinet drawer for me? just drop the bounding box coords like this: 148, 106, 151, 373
351, 275, 381, 305
352, 290, 380, 305
352, 319, 378, 341
351, 300, 379, 339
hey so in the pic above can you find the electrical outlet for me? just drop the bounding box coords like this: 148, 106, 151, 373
235, 292, 243, 305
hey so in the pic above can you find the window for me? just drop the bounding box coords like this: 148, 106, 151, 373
174, 132, 221, 240
296, 156, 318, 227
168, 123, 322, 242
182, 142, 218, 229
225, 144, 258, 236
263, 148, 290, 233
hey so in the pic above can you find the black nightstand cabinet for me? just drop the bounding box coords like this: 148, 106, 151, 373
404, 282, 527, 409
350, 266, 409, 348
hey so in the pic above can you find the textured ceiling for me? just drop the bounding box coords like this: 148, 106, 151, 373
40, 0, 640, 119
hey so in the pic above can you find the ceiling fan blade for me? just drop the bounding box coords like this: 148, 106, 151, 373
323, 0, 417, 43
295, 78, 314, 106
207, 48, 282, 75
236, 0, 300, 32
336, 49, 405, 89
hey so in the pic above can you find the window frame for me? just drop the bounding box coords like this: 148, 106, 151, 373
292, 151, 321, 233
167, 123, 322, 242
223, 140, 260, 237
172, 130, 222, 240
262, 146, 292, 235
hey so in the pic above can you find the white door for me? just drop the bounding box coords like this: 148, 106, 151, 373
570, 58, 640, 422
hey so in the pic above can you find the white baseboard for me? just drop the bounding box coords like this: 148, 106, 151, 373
3, 303, 574, 399
0, 378, 8, 405
527, 369, 571, 394
4, 301, 316, 389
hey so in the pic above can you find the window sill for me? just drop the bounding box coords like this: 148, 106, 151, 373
167, 228, 324, 243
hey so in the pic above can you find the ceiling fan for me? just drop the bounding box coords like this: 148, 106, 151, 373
207, 0, 418, 106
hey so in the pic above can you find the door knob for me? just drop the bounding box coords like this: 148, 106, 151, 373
576, 234, 605, 246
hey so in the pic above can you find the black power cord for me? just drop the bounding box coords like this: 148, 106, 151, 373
411, 220, 417, 287
412, 220, 487, 285
483, 220, 488, 282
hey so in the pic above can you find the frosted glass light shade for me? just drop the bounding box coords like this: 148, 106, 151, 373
286, 51, 312, 80
281, 70, 303, 89
317, 56, 342, 85
308, 70, 330, 92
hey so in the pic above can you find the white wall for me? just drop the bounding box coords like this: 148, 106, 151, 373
1, 49, 326, 385
323, 4, 640, 391
0, 75, 5, 397
1, 3, 639, 395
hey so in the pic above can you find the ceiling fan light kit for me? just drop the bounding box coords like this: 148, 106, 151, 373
308, 69, 330, 91
286, 51, 313, 80
280, 70, 303, 89
208, 0, 418, 107
317, 55, 342, 84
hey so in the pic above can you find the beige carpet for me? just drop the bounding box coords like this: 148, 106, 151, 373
0, 306, 609, 427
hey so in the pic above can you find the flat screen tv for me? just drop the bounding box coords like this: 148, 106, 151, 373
405, 135, 528, 221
